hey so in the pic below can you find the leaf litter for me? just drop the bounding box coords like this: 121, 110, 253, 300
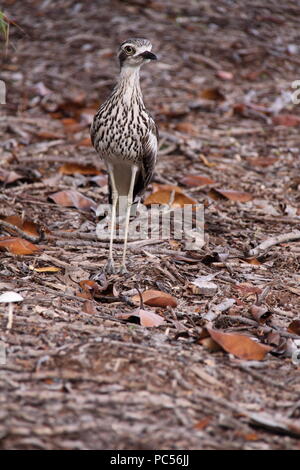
1, 0, 300, 451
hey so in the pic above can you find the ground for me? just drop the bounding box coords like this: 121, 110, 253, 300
0, 0, 300, 450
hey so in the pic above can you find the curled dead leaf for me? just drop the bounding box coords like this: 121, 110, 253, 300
2, 215, 40, 238
242, 257, 262, 266
208, 188, 253, 202
49, 190, 96, 211
272, 114, 300, 127
205, 327, 273, 360
0, 169, 23, 184
29, 266, 61, 273
117, 308, 165, 327
0, 237, 41, 255
59, 163, 100, 175
132, 289, 177, 308
250, 305, 272, 323
180, 174, 215, 187
288, 320, 300, 336
200, 88, 225, 101
144, 184, 197, 208
234, 283, 262, 296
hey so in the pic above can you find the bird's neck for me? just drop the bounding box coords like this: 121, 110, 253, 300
116, 66, 143, 105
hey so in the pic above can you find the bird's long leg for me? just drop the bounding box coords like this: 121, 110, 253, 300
120, 165, 138, 274
106, 164, 118, 274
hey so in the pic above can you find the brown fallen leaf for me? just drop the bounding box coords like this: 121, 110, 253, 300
208, 188, 253, 202
61, 117, 83, 134
29, 266, 61, 273
132, 289, 177, 308
200, 87, 225, 101
194, 417, 212, 430
180, 174, 215, 187
79, 280, 102, 299
272, 114, 300, 127
59, 163, 100, 175
234, 283, 262, 296
288, 320, 300, 336
206, 327, 273, 360
247, 157, 278, 167
2, 215, 40, 238
77, 137, 92, 147
144, 184, 197, 208
49, 190, 96, 211
0, 237, 41, 255
242, 257, 262, 266
117, 308, 165, 327
174, 122, 197, 135
82, 300, 98, 314
250, 305, 272, 323
0, 169, 23, 184
35, 130, 64, 140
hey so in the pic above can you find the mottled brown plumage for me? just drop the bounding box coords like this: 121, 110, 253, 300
91, 38, 158, 273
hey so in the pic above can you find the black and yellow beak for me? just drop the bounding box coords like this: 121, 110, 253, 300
139, 51, 157, 60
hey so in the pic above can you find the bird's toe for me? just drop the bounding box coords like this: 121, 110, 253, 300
119, 264, 128, 275
105, 259, 115, 274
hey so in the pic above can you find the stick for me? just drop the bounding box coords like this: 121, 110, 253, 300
248, 230, 300, 257
0, 219, 43, 243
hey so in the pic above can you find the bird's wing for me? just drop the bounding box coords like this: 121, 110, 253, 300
133, 119, 158, 201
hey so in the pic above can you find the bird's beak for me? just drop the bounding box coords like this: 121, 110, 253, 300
139, 51, 157, 60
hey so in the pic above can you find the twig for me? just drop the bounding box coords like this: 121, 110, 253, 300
0, 219, 43, 243
248, 230, 300, 257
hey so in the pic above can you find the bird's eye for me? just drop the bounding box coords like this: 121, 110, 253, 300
124, 45, 135, 55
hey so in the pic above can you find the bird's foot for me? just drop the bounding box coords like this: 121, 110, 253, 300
119, 263, 128, 275
105, 258, 115, 274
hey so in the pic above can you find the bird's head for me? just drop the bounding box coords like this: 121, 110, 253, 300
118, 38, 157, 69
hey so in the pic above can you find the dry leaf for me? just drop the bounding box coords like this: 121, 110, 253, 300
251, 305, 272, 323
59, 163, 100, 175
61, 118, 82, 133
132, 289, 177, 308
180, 174, 215, 187
0, 237, 41, 255
247, 157, 278, 167
242, 257, 262, 266
272, 114, 300, 127
174, 122, 197, 134
82, 300, 98, 314
194, 417, 212, 430
117, 308, 165, 327
208, 188, 253, 202
234, 283, 262, 296
200, 88, 225, 101
29, 266, 61, 273
77, 137, 92, 147
288, 320, 300, 336
144, 184, 197, 208
0, 169, 23, 184
49, 190, 96, 211
206, 327, 273, 360
3, 215, 40, 238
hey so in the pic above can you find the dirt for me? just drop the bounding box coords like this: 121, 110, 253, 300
0, 0, 300, 450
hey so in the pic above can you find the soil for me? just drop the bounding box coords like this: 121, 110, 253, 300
0, 0, 300, 450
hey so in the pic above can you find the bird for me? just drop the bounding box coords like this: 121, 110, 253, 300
91, 38, 158, 274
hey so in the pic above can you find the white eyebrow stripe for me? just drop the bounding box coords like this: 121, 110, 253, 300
122, 44, 152, 55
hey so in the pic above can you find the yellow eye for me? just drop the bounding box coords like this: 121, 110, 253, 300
124, 45, 135, 55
